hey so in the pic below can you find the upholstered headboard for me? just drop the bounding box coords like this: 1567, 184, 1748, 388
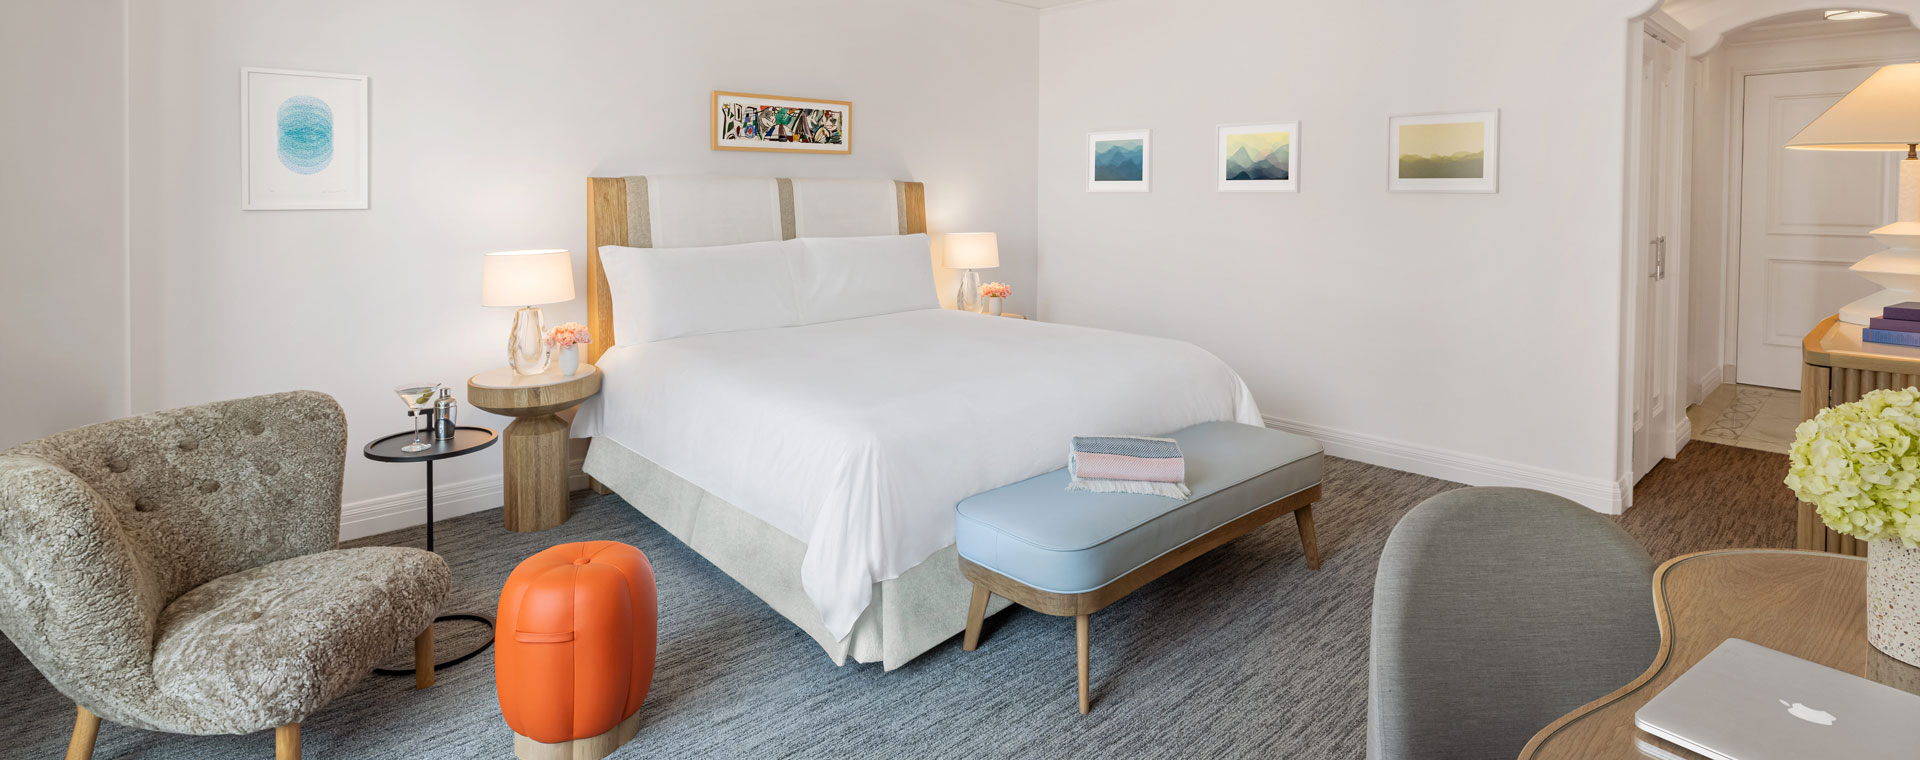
585, 176, 927, 361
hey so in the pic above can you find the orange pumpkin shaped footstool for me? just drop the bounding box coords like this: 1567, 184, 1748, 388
497, 541, 657, 760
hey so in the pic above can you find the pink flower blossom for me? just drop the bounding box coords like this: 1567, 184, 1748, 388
978, 282, 1011, 299
546, 322, 593, 349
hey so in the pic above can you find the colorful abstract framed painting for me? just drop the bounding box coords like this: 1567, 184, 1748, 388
1218, 122, 1298, 192
1389, 110, 1498, 193
240, 68, 369, 210
711, 91, 852, 154
1088, 129, 1150, 192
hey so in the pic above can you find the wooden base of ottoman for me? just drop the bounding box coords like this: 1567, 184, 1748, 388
513, 711, 642, 760
960, 484, 1321, 714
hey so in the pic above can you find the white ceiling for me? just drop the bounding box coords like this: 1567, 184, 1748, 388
995, 0, 1087, 8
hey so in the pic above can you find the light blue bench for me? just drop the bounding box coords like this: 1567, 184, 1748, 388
955, 420, 1324, 713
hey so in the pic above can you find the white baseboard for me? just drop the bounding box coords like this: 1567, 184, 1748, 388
1692, 364, 1726, 405
1670, 415, 1693, 455
338, 457, 588, 541
1262, 415, 1626, 515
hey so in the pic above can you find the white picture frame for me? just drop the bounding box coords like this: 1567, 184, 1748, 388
1217, 121, 1299, 193
1088, 129, 1150, 192
1388, 110, 1498, 193
240, 67, 369, 210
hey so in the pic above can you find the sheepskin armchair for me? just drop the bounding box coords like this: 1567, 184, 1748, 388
0, 391, 450, 756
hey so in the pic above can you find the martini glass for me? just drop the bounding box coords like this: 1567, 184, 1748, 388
394, 383, 443, 452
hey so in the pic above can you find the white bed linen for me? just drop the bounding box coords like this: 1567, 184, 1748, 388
573, 309, 1262, 639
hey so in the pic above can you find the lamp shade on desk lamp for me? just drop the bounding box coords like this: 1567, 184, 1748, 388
1787, 63, 1920, 325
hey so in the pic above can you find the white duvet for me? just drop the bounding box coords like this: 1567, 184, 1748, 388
573, 308, 1262, 639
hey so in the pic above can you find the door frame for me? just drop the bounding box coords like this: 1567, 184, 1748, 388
1717, 51, 1919, 393
1621, 13, 1691, 502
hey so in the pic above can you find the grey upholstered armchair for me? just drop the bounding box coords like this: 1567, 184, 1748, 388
0, 391, 450, 759
1368, 487, 1659, 759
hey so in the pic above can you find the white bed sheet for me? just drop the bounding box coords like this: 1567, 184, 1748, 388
573, 308, 1262, 639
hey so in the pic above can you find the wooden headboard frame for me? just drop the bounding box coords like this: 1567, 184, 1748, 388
584, 177, 927, 363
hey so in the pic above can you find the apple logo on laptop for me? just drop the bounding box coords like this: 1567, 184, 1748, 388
1779, 699, 1837, 726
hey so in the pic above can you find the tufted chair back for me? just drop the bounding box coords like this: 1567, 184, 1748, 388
0, 391, 346, 711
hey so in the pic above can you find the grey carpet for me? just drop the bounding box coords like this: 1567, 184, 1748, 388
0, 443, 1793, 759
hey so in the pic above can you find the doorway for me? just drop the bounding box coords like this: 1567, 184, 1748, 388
1733, 66, 1896, 389
1629, 22, 1685, 484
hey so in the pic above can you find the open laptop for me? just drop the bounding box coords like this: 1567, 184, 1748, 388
1634, 638, 1920, 760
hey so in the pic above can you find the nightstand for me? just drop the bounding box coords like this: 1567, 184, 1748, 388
998, 312, 1028, 320
467, 364, 600, 532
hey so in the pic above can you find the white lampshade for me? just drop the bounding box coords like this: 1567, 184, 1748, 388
1787, 63, 1920, 151
943, 232, 1000, 269
481, 249, 575, 307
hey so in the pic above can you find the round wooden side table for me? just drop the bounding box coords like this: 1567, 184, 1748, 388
467, 364, 600, 532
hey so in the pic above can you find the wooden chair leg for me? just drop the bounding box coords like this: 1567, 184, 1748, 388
1076, 614, 1091, 715
963, 584, 991, 651
1295, 505, 1322, 570
275, 724, 300, 760
66, 705, 100, 760
415, 627, 436, 690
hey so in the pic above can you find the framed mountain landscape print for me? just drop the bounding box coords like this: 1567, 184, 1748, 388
711, 91, 852, 154
1389, 110, 1498, 193
1218, 122, 1298, 192
1088, 129, 1150, 192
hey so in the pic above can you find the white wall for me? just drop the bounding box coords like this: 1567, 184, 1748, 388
124, 0, 1039, 538
1038, 0, 1649, 510
0, 0, 128, 449
1684, 18, 1920, 400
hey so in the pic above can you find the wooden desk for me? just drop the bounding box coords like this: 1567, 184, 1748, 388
1801, 315, 1920, 556
1520, 549, 1920, 759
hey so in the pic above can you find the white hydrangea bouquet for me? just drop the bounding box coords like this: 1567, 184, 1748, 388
1786, 387, 1920, 546
1787, 386, 1920, 667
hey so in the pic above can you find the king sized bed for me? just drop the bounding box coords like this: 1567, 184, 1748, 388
573, 176, 1262, 669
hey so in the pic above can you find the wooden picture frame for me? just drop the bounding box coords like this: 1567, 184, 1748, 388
710, 91, 852, 155
1388, 110, 1499, 193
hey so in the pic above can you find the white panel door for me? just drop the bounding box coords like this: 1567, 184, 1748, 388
1737, 67, 1896, 389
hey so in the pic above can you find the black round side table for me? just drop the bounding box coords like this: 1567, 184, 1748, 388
364, 425, 498, 675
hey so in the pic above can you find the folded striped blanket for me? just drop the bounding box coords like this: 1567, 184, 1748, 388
1067, 435, 1190, 500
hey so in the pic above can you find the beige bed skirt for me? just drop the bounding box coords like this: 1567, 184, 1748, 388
582, 438, 1012, 670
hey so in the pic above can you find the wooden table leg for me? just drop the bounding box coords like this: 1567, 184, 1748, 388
502, 414, 571, 532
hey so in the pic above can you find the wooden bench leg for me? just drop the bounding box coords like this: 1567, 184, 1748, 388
963, 584, 991, 651
1295, 505, 1321, 570
1076, 614, 1091, 715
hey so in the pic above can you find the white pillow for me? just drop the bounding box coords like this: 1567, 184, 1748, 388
597, 239, 804, 344
794, 234, 939, 325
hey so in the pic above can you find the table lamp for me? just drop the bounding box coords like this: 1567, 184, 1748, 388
1787, 63, 1920, 325
944, 232, 1000, 312
481, 249, 575, 375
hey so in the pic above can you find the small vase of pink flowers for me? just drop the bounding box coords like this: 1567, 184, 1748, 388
547, 322, 592, 376
979, 282, 1011, 316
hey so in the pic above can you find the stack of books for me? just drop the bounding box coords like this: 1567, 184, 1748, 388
1865, 302, 1920, 347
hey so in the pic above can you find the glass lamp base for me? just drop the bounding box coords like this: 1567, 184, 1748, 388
957, 269, 982, 312
508, 306, 550, 375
